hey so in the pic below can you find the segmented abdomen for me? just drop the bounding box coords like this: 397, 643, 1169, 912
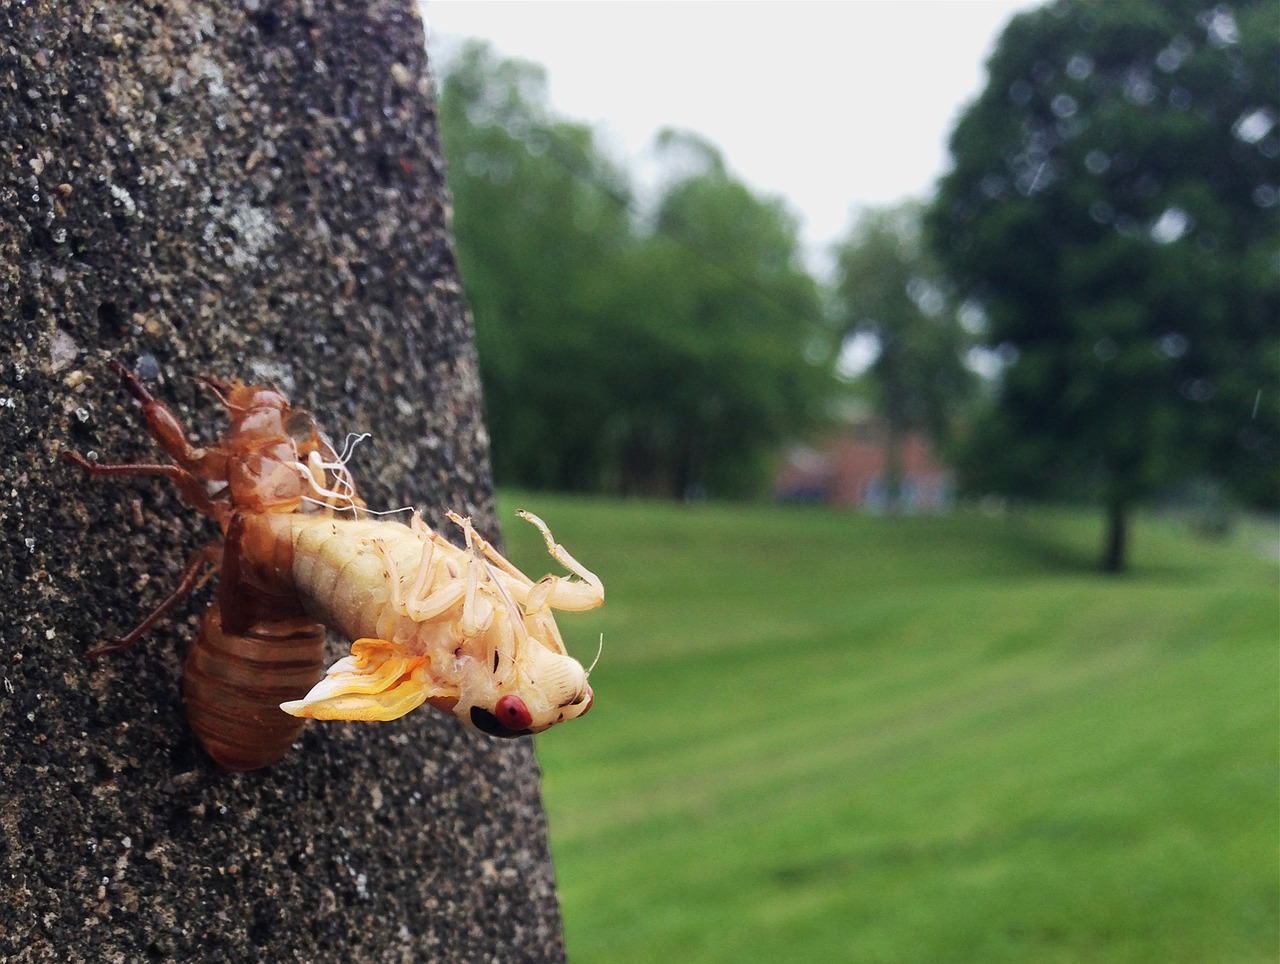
289, 515, 435, 644
184, 602, 326, 772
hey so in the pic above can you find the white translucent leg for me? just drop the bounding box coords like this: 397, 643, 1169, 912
445, 510, 604, 614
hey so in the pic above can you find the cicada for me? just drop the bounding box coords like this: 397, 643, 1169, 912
64, 363, 602, 770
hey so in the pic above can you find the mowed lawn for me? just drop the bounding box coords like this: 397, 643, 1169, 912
496, 495, 1279, 964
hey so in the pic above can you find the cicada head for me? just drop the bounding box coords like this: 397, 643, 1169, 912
282, 635, 595, 737
449, 641, 593, 739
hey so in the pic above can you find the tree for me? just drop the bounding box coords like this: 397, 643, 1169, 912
832, 201, 976, 511
930, 0, 1279, 571
439, 49, 834, 499
439, 41, 639, 491
617, 131, 833, 498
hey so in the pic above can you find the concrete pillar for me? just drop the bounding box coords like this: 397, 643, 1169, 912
0, 2, 565, 958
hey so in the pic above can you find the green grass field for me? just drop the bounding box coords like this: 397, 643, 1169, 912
496, 495, 1279, 963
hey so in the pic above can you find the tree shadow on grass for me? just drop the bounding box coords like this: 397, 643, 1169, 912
996, 522, 1100, 576
987, 510, 1221, 583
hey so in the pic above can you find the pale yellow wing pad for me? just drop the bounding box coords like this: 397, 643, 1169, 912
280, 638, 453, 722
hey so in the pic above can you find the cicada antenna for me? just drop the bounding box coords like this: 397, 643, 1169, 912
586, 633, 604, 676
198, 374, 245, 412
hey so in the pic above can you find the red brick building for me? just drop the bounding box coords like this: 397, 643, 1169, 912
775, 420, 953, 512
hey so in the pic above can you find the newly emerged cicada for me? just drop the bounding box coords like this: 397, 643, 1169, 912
64, 363, 602, 770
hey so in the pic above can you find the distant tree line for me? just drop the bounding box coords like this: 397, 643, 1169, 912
438, 0, 1277, 573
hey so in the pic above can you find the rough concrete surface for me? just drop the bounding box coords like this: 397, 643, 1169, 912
1, 2, 566, 960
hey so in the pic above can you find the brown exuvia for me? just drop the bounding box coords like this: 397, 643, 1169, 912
64, 363, 602, 771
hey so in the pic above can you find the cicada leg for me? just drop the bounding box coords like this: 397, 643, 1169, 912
86, 542, 221, 658
111, 361, 229, 483
62, 449, 223, 520
445, 510, 604, 614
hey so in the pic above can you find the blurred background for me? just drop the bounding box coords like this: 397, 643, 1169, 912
423, 1, 1277, 960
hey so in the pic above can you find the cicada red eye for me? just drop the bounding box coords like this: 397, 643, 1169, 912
495, 694, 533, 730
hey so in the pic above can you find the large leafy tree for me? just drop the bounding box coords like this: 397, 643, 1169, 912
833, 201, 976, 511
617, 131, 832, 498
439, 46, 833, 498
931, 0, 1279, 571
438, 42, 639, 490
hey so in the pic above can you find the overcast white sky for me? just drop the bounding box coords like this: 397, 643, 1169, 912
421, 1, 1041, 269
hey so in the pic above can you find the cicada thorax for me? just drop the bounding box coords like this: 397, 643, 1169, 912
273, 511, 599, 738
172, 389, 364, 771
207, 378, 359, 517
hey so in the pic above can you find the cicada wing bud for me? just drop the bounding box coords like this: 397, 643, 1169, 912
280, 638, 450, 722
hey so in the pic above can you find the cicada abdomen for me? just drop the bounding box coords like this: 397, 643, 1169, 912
183, 602, 326, 771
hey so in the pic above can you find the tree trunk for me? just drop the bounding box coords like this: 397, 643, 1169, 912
1102, 498, 1130, 574
1, 3, 566, 959
882, 416, 905, 515
879, 338, 906, 515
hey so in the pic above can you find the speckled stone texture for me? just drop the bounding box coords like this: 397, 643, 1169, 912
0, 2, 566, 960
